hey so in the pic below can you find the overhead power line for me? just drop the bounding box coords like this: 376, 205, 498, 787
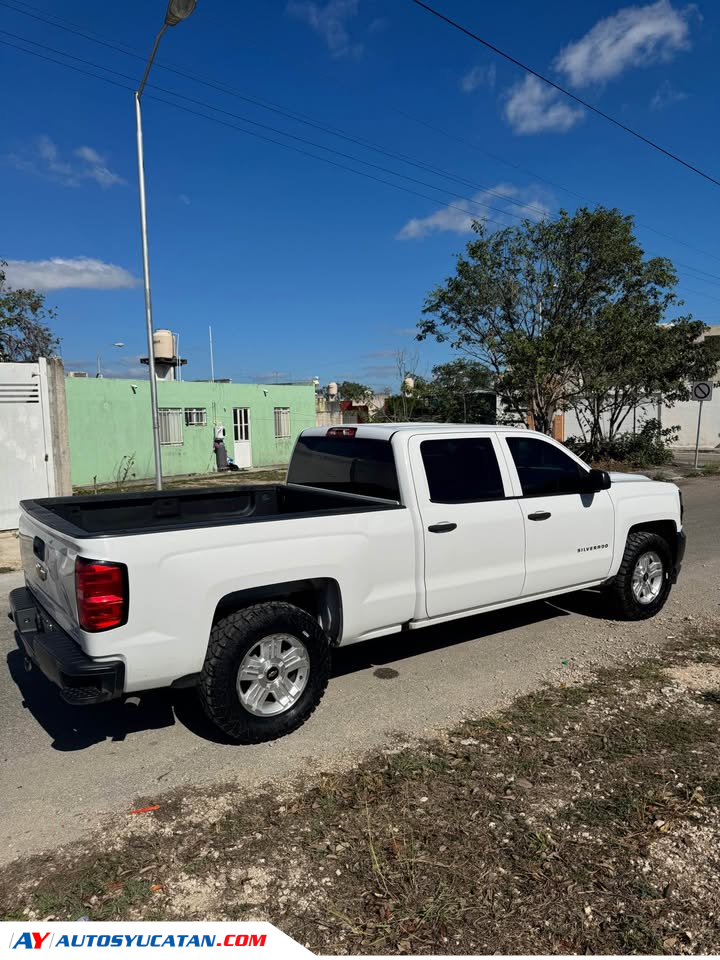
4, 0, 720, 269
0, 36, 518, 233
0, 0, 551, 220
409, 0, 720, 189
0, 29, 551, 228
3, 24, 720, 302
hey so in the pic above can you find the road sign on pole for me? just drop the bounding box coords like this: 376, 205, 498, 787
691, 381, 713, 402
690, 382, 714, 468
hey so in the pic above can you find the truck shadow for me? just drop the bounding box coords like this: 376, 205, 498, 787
330, 596, 573, 678
6, 589, 606, 750
6, 647, 181, 751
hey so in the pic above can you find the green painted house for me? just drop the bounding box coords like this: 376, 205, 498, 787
65, 377, 315, 487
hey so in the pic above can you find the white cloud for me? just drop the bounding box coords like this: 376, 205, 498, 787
9, 136, 124, 188
4, 258, 139, 291
461, 63, 497, 93
73, 145, 124, 188
179, 193, 191, 205
397, 183, 551, 240
504, 76, 583, 135
651, 79, 688, 108
554, 0, 693, 87
287, 0, 362, 58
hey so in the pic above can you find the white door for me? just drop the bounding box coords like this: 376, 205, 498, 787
232, 407, 252, 468
0, 360, 55, 530
500, 433, 615, 596
409, 433, 526, 619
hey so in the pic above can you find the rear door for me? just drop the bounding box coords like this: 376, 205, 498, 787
408, 433, 526, 619
500, 433, 614, 596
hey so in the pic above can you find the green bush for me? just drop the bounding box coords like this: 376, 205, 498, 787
566, 419, 678, 468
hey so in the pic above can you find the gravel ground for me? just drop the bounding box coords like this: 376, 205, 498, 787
1, 619, 719, 956
0, 531, 20, 573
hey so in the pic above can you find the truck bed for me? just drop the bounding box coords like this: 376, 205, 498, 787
20, 483, 400, 539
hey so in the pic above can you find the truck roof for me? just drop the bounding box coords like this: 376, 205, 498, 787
301, 422, 543, 440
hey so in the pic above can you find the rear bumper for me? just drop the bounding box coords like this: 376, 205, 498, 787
9, 587, 124, 705
672, 529, 687, 583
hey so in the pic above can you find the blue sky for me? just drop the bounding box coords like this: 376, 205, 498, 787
2, 0, 720, 389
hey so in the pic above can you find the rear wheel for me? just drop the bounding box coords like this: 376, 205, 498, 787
200, 602, 330, 743
608, 531, 673, 620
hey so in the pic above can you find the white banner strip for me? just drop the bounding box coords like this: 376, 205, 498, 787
1, 923, 310, 958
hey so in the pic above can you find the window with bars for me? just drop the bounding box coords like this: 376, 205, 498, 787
274, 407, 291, 439
159, 408, 183, 445
184, 407, 207, 427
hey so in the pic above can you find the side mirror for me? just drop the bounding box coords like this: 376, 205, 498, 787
587, 468, 611, 491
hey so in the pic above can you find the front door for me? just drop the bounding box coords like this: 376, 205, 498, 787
409, 433, 526, 619
232, 408, 252, 468
500, 433, 615, 596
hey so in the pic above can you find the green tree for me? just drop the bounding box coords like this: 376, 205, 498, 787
0, 262, 60, 361
417, 206, 714, 439
704, 333, 720, 367
337, 380, 372, 403
428, 358, 495, 422
380, 375, 433, 421
373, 349, 433, 422
569, 311, 713, 455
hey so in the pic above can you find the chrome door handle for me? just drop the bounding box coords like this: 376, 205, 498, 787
35, 562, 47, 581
527, 511, 551, 521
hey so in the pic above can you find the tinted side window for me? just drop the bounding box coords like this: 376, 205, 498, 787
421, 438, 505, 503
506, 436, 586, 496
288, 436, 400, 501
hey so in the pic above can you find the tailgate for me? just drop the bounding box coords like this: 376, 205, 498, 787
18, 508, 80, 633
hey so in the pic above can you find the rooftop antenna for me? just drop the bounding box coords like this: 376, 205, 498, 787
209, 325, 215, 383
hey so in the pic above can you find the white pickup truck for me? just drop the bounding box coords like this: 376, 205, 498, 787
10, 423, 685, 743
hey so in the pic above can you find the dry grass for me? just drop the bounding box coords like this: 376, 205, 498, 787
73, 468, 287, 496
2, 622, 720, 954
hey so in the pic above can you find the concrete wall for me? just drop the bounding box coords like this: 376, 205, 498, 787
0, 359, 71, 529
65, 378, 316, 487
563, 393, 720, 449
315, 396, 343, 427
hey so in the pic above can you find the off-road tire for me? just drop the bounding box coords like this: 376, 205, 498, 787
200, 602, 330, 743
608, 530, 673, 621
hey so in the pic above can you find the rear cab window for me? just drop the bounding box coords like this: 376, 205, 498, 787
420, 437, 506, 503
288, 435, 400, 501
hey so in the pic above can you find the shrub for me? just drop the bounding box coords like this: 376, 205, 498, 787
566, 419, 678, 468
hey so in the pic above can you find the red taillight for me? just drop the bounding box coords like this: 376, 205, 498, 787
327, 426, 357, 437
76, 559, 127, 632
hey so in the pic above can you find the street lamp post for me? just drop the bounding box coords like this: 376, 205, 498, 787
135, 0, 197, 490
96, 342, 125, 378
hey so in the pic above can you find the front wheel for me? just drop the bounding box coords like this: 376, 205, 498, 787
200, 602, 331, 743
608, 531, 673, 621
